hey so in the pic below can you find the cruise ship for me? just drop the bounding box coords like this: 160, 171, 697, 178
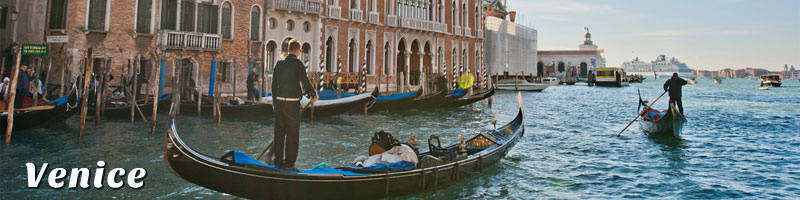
622, 55, 693, 78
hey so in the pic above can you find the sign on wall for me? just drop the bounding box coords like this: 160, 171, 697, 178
47, 35, 69, 43
21, 44, 48, 55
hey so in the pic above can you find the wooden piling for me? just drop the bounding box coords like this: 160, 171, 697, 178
79, 49, 93, 136
43, 57, 53, 100
4, 45, 23, 144
151, 56, 162, 134
197, 55, 203, 115
131, 57, 139, 123
60, 58, 67, 97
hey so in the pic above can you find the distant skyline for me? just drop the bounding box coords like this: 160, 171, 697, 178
506, 0, 800, 71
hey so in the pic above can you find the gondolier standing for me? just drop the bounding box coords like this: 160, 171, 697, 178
246, 67, 258, 101
15, 65, 30, 108
270, 40, 317, 171
663, 73, 687, 114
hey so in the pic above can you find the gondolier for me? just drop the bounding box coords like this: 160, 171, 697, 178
15, 65, 30, 108
663, 72, 687, 114
270, 40, 317, 171
246, 67, 258, 101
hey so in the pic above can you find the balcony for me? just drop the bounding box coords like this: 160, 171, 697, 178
161, 31, 221, 51
453, 26, 462, 36
463, 27, 471, 37
386, 15, 397, 27
477, 30, 484, 38
327, 5, 341, 19
266, 0, 322, 14
367, 12, 380, 24
349, 9, 363, 22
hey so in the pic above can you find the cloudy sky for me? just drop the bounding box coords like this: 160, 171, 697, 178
506, 0, 800, 71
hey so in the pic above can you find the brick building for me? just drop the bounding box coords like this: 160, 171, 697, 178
15, 0, 484, 98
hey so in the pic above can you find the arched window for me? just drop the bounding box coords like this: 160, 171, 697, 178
451, 1, 456, 26
267, 41, 277, 71
397, 0, 402, 17
366, 40, 374, 74
462, 3, 467, 27
348, 39, 358, 72
384, 43, 392, 75
350, 0, 358, 9
437, 48, 443, 73
438, 0, 443, 23
462, 49, 468, 73
250, 5, 261, 41
221, 1, 233, 39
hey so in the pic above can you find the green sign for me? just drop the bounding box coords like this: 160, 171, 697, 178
21, 44, 48, 55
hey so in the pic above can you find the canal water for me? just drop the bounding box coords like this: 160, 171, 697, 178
1, 78, 798, 199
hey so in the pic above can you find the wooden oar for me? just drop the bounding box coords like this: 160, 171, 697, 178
617, 91, 667, 136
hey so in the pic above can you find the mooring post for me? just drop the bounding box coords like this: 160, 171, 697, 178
79, 49, 93, 136
5, 45, 23, 144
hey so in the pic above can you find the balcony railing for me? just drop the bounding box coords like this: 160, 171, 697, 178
267, 0, 322, 14
477, 30, 484, 38
327, 5, 341, 19
396, 17, 448, 33
386, 15, 397, 27
161, 31, 221, 51
367, 12, 380, 24
453, 26, 462, 36
350, 9, 363, 22
463, 27, 471, 37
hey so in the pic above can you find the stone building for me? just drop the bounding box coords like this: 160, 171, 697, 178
0, 0, 48, 71
3, 0, 484, 98
537, 30, 605, 78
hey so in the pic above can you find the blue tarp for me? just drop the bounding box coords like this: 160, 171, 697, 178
375, 91, 417, 101
253, 89, 271, 97
158, 94, 172, 101
318, 89, 355, 100
228, 151, 366, 176
647, 112, 665, 119
450, 89, 466, 97
344, 161, 416, 172
49, 96, 69, 106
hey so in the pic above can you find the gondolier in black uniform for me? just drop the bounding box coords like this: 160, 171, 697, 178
663, 73, 687, 114
246, 67, 258, 101
270, 40, 317, 171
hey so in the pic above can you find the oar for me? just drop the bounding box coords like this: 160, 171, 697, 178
617, 91, 667, 136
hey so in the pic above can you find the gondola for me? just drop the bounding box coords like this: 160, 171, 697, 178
416, 88, 467, 109
1, 86, 80, 133
439, 88, 495, 108
163, 93, 525, 199
318, 87, 423, 112
638, 96, 687, 137
178, 90, 375, 119
88, 95, 172, 120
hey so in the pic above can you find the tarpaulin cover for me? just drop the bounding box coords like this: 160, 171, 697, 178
317, 89, 355, 100
344, 161, 416, 172
228, 151, 366, 176
375, 91, 417, 101
450, 89, 466, 97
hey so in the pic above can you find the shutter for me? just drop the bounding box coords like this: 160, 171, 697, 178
196, 4, 205, 33
250, 9, 260, 41
211, 5, 219, 34
181, 2, 195, 31
48, 0, 67, 29
221, 6, 231, 39
87, 0, 107, 30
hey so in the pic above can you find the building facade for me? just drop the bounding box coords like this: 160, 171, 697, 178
536, 31, 605, 78
4, 0, 484, 98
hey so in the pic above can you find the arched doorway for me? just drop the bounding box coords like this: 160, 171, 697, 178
383, 42, 391, 75
266, 41, 277, 72
580, 62, 588, 77
178, 58, 196, 100
437, 47, 444, 73
558, 62, 565, 73
409, 40, 420, 85
301, 43, 311, 64
325, 37, 335, 72
396, 39, 407, 85
537, 62, 544, 77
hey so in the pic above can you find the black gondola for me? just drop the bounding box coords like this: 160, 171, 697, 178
88, 99, 171, 120
638, 96, 686, 137
1, 87, 80, 133
163, 95, 524, 199
439, 88, 495, 108
178, 90, 376, 119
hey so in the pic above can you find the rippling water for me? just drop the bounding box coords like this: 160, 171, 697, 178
1, 78, 799, 199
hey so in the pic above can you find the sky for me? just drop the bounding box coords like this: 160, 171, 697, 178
506, 0, 800, 71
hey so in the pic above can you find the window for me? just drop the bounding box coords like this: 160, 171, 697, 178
218, 61, 233, 83
462, 4, 467, 27
269, 18, 277, 29
267, 42, 277, 71
325, 37, 335, 72
180, 1, 195, 31
221, 2, 233, 39
0, 7, 7, 29
48, 0, 67, 29
385, 0, 391, 15
397, 1, 402, 17
135, 0, 153, 34
303, 21, 311, 32
196, 3, 219, 34
438, 0, 443, 23
160, 0, 178, 30
451, 1, 456, 25
350, 0, 358, 9
87, 0, 109, 31
366, 41, 373, 74
286, 20, 294, 31
383, 43, 391, 75
348, 39, 357, 72
328, 0, 336, 6
250, 6, 261, 41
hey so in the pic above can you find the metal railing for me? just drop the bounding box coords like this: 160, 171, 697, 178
367, 11, 380, 24
267, 0, 322, 14
327, 5, 341, 19
161, 31, 221, 51
350, 9, 363, 22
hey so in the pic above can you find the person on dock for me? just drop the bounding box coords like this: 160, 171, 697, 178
663, 72, 687, 114
270, 40, 317, 172
247, 67, 258, 101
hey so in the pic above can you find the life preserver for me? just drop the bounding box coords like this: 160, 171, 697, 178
458, 73, 474, 89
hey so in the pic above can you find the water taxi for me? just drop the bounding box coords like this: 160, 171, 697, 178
760, 75, 782, 87
594, 68, 630, 87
